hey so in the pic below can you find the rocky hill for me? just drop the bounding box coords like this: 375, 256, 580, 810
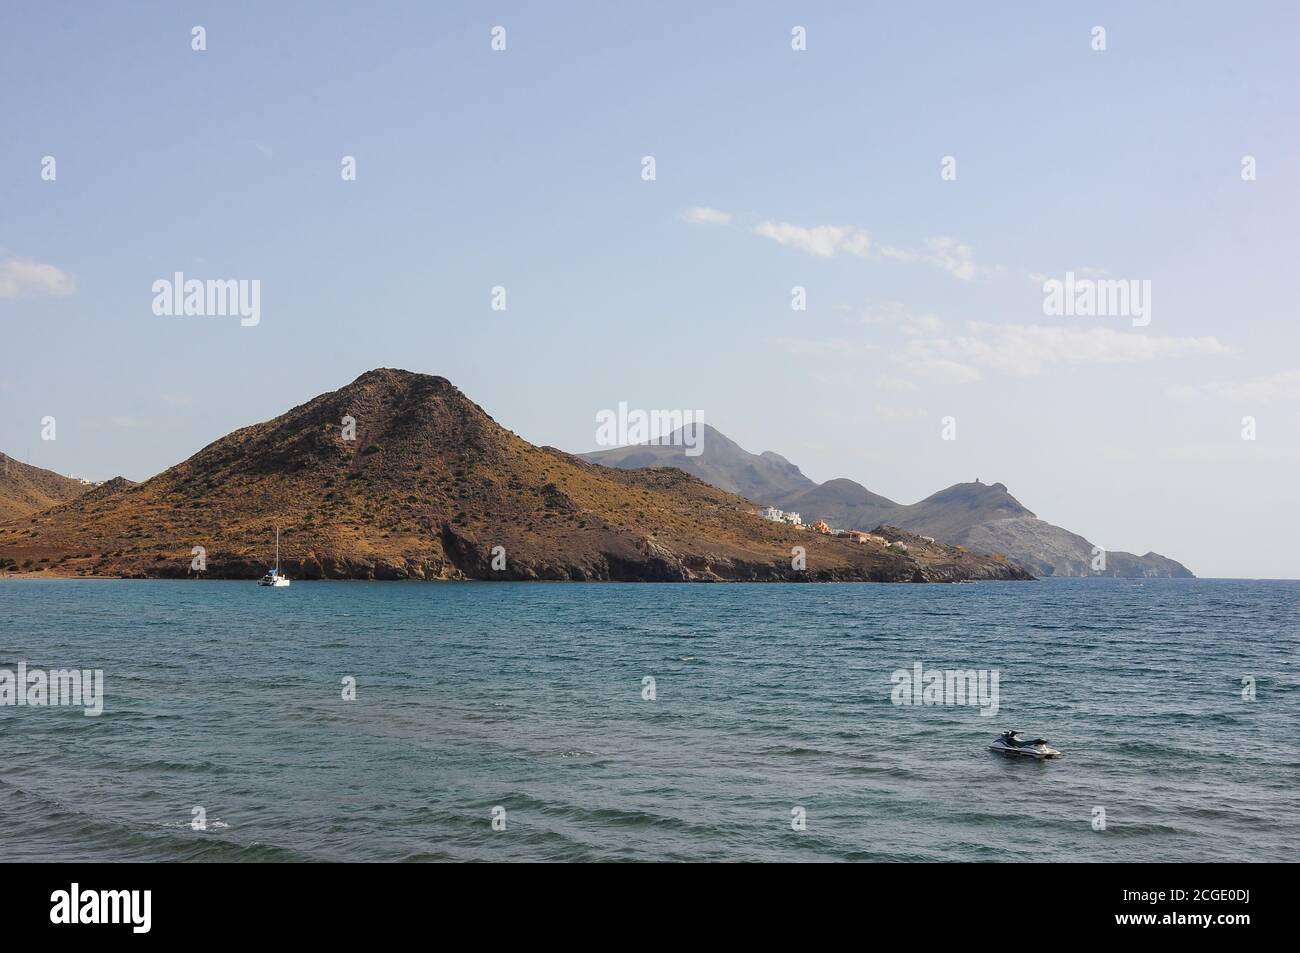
0, 452, 89, 522
954, 516, 1193, 578
583, 428, 1193, 578
0, 370, 1030, 583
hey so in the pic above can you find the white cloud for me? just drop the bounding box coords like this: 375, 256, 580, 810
1028, 266, 1106, 285
753, 221, 871, 258
751, 220, 991, 280
901, 313, 945, 337
0, 258, 77, 298
1167, 370, 1300, 404
682, 206, 732, 226
920, 236, 978, 281
897, 322, 1229, 381
953, 324, 1229, 376
901, 356, 983, 385
851, 300, 942, 331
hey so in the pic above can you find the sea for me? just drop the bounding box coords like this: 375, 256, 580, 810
1, 577, 1296, 862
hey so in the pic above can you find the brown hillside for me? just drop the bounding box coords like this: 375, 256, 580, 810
0, 452, 89, 522
0, 370, 1032, 582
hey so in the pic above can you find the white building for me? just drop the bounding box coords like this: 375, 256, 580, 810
781, 512, 802, 526
760, 506, 783, 521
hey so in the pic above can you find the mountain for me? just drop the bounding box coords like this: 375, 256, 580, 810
583, 429, 1193, 578
0, 370, 1029, 583
765, 478, 898, 530
766, 478, 1034, 541
0, 452, 89, 522
582, 424, 817, 499
953, 516, 1193, 578
880, 482, 1033, 539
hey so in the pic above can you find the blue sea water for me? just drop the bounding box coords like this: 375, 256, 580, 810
1, 577, 1297, 862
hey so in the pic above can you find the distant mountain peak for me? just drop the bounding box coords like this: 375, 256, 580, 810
581, 425, 1191, 578
918, 481, 1035, 519
582, 423, 816, 500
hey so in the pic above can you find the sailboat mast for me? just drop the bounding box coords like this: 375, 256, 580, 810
275, 527, 280, 571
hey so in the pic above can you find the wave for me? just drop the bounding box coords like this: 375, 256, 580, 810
0, 779, 313, 862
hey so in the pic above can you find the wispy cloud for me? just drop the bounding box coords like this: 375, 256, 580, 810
1028, 266, 1106, 285
681, 206, 732, 225
900, 357, 983, 385
901, 313, 945, 337
753, 221, 872, 258
873, 403, 929, 421
841, 300, 945, 336
0, 258, 77, 298
901, 323, 1229, 380
751, 220, 993, 280
1167, 370, 1300, 403
920, 236, 982, 281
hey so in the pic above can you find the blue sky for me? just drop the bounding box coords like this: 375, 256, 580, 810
2, 1, 1298, 577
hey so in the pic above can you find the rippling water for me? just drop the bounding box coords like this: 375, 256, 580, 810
1, 578, 1296, 862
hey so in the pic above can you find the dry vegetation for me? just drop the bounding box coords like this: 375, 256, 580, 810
0, 370, 1033, 582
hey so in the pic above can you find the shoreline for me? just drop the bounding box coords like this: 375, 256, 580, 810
8, 573, 1287, 583
0, 572, 1031, 584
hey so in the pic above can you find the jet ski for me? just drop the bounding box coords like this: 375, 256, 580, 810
989, 730, 1061, 759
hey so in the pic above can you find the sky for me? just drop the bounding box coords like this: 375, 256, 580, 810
2, 1, 1298, 578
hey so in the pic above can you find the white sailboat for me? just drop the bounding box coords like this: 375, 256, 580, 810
258, 527, 291, 587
